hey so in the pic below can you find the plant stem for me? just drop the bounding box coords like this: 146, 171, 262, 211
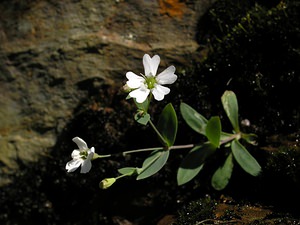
93, 153, 111, 160
169, 144, 194, 150
116, 173, 131, 180
148, 119, 168, 146
122, 147, 164, 156
220, 133, 240, 145
122, 144, 194, 156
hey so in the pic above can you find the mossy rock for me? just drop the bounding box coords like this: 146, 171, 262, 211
177, 0, 300, 136
175, 195, 300, 225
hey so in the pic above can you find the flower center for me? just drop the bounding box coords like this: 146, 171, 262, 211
145, 76, 156, 89
80, 150, 88, 159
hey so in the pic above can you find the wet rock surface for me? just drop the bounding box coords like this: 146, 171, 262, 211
0, 0, 210, 181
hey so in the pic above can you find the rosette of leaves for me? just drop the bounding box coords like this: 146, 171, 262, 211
178, 90, 261, 190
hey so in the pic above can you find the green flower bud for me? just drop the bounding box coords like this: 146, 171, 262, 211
99, 178, 116, 189
123, 84, 132, 93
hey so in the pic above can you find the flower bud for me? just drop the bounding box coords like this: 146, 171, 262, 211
99, 178, 116, 189
123, 84, 131, 93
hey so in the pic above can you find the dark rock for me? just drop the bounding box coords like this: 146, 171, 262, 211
0, 0, 207, 181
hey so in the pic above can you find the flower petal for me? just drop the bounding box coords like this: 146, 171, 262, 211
126, 72, 145, 88
80, 160, 92, 173
90, 147, 95, 154
72, 137, 88, 150
156, 65, 177, 85
152, 84, 170, 101
87, 147, 95, 160
66, 158, 82, 172
129, 85, 150, 103
143, 54, 160, 77
71, 150, 81, 159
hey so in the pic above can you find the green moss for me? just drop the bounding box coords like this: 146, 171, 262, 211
175, 195, 217, 225
263, 135, 300, 185
191, 0, 300, 135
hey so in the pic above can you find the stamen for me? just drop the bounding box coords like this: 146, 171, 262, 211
80, 150, 88, 159
140, 73, 147, 79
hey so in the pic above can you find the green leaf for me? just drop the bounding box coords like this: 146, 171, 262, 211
206, 116, 221, 148
118, 167, 137, 176
137, 150, 169, 180
157, 103, 178, 147
135, 98, 149, 112
211, 153, 234, 190
242, 133, 258, 146
180, 102, 208, 135
231, 140, 261, 176
221, 90, 240, 132
220, 132, 233, 140
134, 112, 150, 125
220, 132, 234, 147
177, 143, 216, 185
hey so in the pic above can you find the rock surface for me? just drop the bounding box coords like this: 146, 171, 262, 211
0, 0, 216, 184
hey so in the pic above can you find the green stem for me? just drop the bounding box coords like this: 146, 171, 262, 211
146, 93, 153, 112
169, 144, 194, 150
116, 173, 131, 180
123, 147, 163, 156
220, 133, 241, 145
122, 144, 194, 156
94, 144, 194, 159
148, 119, 168, 146
93, 153, 111, 160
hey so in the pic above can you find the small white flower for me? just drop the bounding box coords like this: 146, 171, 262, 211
65, 137, 95, 173
126, 54, 177, 103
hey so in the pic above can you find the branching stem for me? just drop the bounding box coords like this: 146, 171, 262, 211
122, 144, 194, 156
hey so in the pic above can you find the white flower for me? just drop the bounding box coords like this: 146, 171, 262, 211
65, 137, 95, 173
126, 54, 177, 103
